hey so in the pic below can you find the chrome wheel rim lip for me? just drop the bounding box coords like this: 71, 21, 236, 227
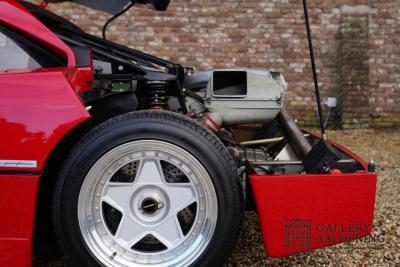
78, 140, 218, 267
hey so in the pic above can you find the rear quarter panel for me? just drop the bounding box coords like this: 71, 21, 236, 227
0, 69, 90, 267
0, 69, 90, 171
0, 2, 90, 266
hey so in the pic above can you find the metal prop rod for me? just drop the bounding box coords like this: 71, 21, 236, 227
249, 159, 355, 166
240, 134, 310, 146
302, 0, 326, 140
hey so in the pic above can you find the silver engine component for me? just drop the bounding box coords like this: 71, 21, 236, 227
228, 147, 270, 163
229, 144, 303, 175
183, 69, 287, 130
228, 146, 273, 175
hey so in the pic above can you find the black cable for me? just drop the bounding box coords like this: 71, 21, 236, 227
102, 1, 135, 40
184, 88, 204, 103
302, 0, 326, 139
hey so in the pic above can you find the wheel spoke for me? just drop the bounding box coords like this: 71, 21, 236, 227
79, 139, 219, 265
152, 216, 184, 248
102, 183, 132, 213
135, 159, 165, 184
167, 184, 197, 213
114, 215, 146, 247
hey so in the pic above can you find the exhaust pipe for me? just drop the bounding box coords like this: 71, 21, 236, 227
277, 107, 312, 158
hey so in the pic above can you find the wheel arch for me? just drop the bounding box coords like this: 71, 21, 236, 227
33, 93, 138, 262
33, 116, 95, 262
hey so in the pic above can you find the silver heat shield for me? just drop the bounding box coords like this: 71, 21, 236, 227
185, 69, 286, 126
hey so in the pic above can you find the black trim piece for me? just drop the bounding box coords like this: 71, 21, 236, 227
70, 45, 92, 67
0, 170, 41, 176
61, 27, 174, 68
58, 33, 146, 75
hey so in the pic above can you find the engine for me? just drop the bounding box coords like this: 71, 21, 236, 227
181, 69, 287, 132
88, 62, 343, 175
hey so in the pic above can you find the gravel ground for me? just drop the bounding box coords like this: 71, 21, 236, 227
45, 129, 400, 267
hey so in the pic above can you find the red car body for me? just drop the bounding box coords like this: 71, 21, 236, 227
0, 2, 91, 266
0, 1, 376, 266
250, 138, 376, 257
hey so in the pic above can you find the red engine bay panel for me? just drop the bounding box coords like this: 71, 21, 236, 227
250, 166, 376, 257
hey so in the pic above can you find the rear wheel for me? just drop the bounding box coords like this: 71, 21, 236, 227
53, 110, 243, 267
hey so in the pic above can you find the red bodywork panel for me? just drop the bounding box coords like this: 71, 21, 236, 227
0, 68, 90, 267
0, 2, 91, 266
0, 68, 90, 171
250, 140, 377, 257
0, 175, 39, 267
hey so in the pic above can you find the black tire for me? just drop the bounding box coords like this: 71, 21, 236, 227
53, 110, 243, 267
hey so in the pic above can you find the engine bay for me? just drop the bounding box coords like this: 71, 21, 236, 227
88, 55, 363, 177
23, 1, 365, 178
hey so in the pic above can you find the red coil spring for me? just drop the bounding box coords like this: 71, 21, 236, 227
147, 82, 168, 109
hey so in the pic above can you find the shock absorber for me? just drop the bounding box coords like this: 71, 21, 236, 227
147, 81, 168, 109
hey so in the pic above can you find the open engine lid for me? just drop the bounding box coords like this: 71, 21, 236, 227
47, 0, 171, 14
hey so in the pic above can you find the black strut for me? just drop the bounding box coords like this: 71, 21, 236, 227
102, 1, 135, 40
302, 0, 326, 140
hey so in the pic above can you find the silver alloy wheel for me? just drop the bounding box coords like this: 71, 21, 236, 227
78, 140, 218, 267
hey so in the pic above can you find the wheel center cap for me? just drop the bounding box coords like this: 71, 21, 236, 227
130, 186, 169, 223
140, 197, 164, 215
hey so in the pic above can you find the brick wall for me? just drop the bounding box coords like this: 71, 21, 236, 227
38, 0, 400, 128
